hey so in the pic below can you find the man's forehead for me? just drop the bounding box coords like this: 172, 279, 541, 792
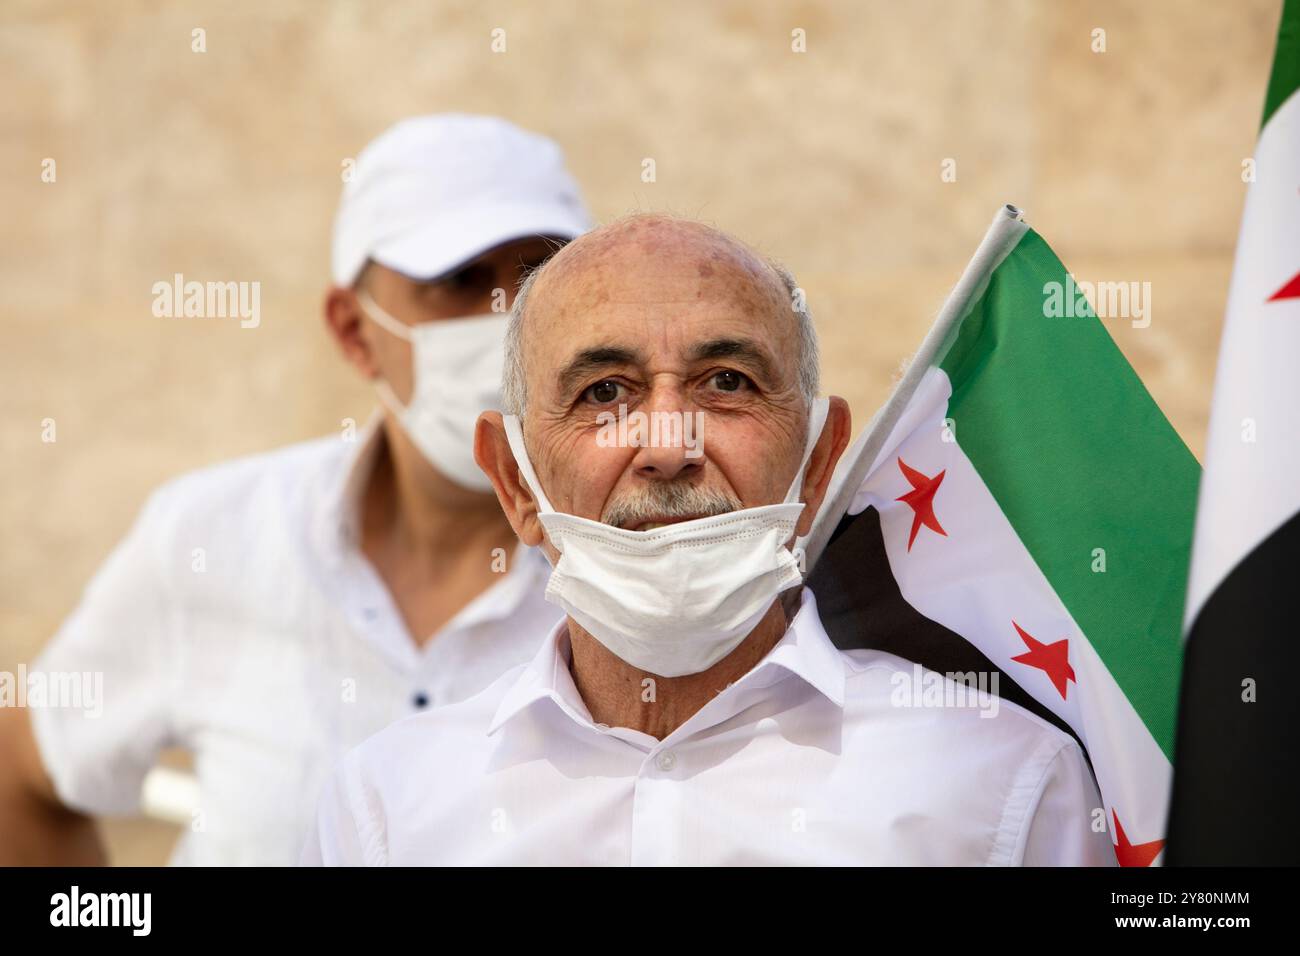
524, 217, 793, 361
529, 292, 791, 386
548, 333, 782, 397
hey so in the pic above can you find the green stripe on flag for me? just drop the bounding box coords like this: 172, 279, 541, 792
938, 230, 1199, 760
1262, 0, 1300, 130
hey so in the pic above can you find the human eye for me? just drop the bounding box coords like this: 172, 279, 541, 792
581, 379, 626, 406
708, 369, 753, 393
449, 264, 494, 289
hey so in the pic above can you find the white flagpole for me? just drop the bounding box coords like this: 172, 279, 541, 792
802, 203, 1030, 572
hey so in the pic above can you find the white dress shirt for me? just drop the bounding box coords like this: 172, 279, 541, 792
303, 589, 1118, 866
30, 415, 560, 865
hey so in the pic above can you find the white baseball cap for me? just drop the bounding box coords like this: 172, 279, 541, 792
331, 114, 591, 286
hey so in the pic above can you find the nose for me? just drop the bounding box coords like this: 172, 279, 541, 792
628, 388, 704, 483
631, 439, 703, 483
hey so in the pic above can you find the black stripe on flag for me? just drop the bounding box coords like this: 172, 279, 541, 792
1166, 508, 1300, 865
807, 505, 1086, 755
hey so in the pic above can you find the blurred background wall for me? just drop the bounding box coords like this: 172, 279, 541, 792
0, 0, 1281, 862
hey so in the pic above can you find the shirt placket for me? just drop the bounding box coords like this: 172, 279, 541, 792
628, 740, 691, 867
622, 679, 765, 866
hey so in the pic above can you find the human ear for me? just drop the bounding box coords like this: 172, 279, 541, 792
322, 286, 381, 379
794, 396, 852, 538
474, 411, 546, 547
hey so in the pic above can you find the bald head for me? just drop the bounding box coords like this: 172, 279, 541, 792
502, 214, 818, 417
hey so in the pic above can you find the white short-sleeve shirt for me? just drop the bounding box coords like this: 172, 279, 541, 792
302, 589, 1119, 866
30, 415, 560, 865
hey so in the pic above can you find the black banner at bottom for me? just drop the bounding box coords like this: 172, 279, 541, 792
0, 864, 1275, 941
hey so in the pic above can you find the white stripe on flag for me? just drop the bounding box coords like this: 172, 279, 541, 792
850, 366, 1172, 858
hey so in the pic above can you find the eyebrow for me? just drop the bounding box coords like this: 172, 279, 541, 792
689, 337, 777, 384
556, 346, 645, 398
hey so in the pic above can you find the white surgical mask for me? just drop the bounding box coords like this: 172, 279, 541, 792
503, 398, 830, 677
360, 291, 507, 492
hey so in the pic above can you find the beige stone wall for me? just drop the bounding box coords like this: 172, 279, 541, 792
0, 0, 1281, 862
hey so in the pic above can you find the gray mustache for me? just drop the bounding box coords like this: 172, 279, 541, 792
601, 483, 741, 530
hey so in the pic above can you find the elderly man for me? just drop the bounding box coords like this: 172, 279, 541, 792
302, 214, 1116, 866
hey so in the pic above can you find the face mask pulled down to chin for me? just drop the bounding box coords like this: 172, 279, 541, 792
359, 290, 507, 493
502, 398, 830, 677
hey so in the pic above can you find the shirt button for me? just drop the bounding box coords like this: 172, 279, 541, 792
412, 691, 430, 709
655, 751, 677, 772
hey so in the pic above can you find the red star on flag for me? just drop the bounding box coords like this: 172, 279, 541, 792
1267, 270, 1300, 302
1010, 620, 1076, 699
1111, 809, 1164, 867
896, 457, 946, 551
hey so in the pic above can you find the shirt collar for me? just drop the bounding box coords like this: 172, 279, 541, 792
486, 587, 846, 737
486, 617, 585, 736
751, 587, 847, 707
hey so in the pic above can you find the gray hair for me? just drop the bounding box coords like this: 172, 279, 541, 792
501, 252, 820, 419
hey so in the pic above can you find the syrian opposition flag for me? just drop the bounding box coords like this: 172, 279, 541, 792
804, 204, 1199, 867
1165, 1, 1300, 866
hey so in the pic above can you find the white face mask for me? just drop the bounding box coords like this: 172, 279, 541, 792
359, 291, 507, 493
502, 398, 830, 677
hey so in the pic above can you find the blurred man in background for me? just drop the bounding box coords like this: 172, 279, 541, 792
0, 114, 590, 865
